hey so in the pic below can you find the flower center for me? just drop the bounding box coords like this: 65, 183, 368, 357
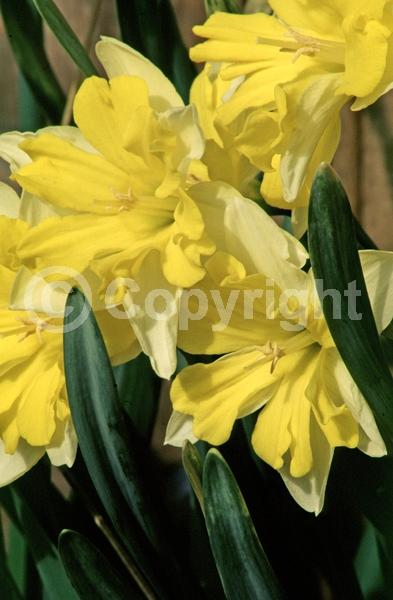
256, 23, 346, 65
17, 317, 51, 344
260, 340, 285, 374
95, 187, 136, 213
289, 28, 346, 64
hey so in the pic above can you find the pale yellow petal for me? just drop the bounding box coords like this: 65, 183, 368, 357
279, 416, 333, 515
164, 410, 198, 447
125, 251, 180, 379
46, 418, 78, 467
360, 250, 393, 334
0, 438, 44, 487
0, 183, 21, 219
96, 36, 183, 111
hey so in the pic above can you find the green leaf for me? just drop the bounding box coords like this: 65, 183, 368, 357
204, 0, 241, 16
0, 515, 22, 600
182, 441, 204, 510
59, 530, 143, 600
11, 490, 78, 600
203, 449, 284, 600
0, 558, 22, 600
308, 164, 393, 451
0, 0, 65, 122
6, 521, 28, 596
115, 0, 196, 102
32, 0, 97, 77
63, 290, 177, 598
113, 353, 160, 442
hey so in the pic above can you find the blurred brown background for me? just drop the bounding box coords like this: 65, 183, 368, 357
0, 0, 392, 249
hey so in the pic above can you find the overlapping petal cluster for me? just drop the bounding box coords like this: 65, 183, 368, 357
190, 1, 393, 233
0, 5, 392, 514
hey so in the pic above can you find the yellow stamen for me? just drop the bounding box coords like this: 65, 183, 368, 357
17, 317, 51, 344
260, 340, 285, 374
95, 187, 136, 213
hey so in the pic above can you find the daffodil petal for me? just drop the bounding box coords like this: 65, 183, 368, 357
125, 251, 180, 379
190, 181, 308, 289
14, 133, 135, 214
279, 417, 333, 515
96, 36, 183, 111
46, 418, 78, 467
321, 348, 386, 457
0, 183, 22, 219
171, 347, 279, 445
360, 250, 393, 334
0, 438, 44, 487
164, 410, 198, 447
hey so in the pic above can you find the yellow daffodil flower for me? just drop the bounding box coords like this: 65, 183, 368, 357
8, 37, 216, 379
167, 246, 393, 513
0, 214, 75, 483
190, 3, 393, 233
0, 188, 139, 484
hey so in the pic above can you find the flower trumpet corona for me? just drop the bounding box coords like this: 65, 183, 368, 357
190, 3, 393, 232
167, 248, 393, 514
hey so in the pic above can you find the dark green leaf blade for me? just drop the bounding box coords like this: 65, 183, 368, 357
308, 164, 393, 450
32, 0, 97, 76
59, 530, 143, 600
11, 490, 78, 600
203, 449, 284, 600
63, 290, 175, 598
113, 353, 160, 441
0, 0, 65, 122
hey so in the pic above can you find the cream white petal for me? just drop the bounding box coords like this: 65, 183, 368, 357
46, 420, 78, 468
0, 131, 33, 171
360, 250, 393, 334
190, 181, 308, 290
0, 439, 44, 487
279, 417, 333, 515
10, 266, 70, 316
164, 410, 198, 446
96, 36, 183, 111
125, 251, 180, 379
0, 182, 22, 218
159, 105, 205, 173
322, 348, 387, 457
281, 74, 346, 202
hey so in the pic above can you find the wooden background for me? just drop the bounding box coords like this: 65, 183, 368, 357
0, 0, 392, 250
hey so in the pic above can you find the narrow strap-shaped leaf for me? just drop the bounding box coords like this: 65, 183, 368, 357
308, 164, 393, 451
59, 530, 143, 600
0, 0, 65, 122
32, 0, 97, 77
203, 449, 284, 600
0, 514, 22, 600
182, 441, 204, 510
0, 559, 22, 600
11, 491, 78, 600
113, 353, 161, 442
6, 521, 28, 597
115, 0, 144, 55
115, 0, 196, 102
64, 290, 181, 599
